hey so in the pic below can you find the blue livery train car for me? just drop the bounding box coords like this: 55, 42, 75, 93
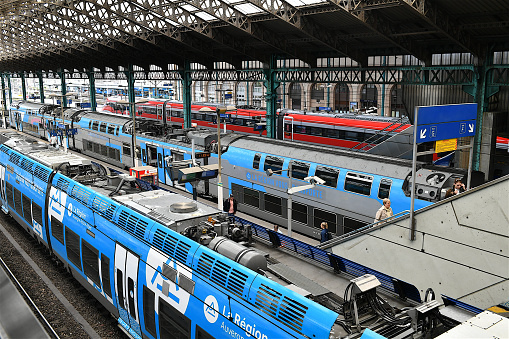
0, 133, 339, 339
9, 101, 465, 240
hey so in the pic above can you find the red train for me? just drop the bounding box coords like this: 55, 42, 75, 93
102, 97, 413, 150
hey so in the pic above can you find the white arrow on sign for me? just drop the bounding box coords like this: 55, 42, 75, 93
420, 128, 427, 139
468, 124, 474, 133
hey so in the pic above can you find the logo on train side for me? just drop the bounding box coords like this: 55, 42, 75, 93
204, 295, 219, 323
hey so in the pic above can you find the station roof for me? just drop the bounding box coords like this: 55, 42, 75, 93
0, 0, 508, 72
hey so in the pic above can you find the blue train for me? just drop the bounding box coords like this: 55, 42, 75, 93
0, 132, 340, 339
9, 100, 465, 240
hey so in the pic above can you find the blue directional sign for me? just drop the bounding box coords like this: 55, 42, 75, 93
415, 103, 477, 143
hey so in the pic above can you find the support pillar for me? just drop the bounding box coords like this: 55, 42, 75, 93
88, 69, 97, 111
180, 61, 192, 129
1, 75, 7, 110
38, 72, 45, 104
263, 55, 279, 139
20, 72, 27, 100
126, 64, 136, 106
6, 75, 12, 105
59, 71, 68, 107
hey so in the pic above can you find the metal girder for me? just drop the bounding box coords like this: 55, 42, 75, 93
245, 0, 367, 64
179, 0, 313, 63
273, 65, 474, 85
335, 0, 431, 63
399, 0, 479, 56
81, 0, 255, 63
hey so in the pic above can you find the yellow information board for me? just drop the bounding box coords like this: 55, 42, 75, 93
435, 138, 458, 153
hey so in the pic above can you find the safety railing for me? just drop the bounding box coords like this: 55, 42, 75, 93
318, 210, 411, 249
234, 216, 422, 303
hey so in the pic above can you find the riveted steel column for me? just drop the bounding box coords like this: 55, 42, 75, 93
88, 70, 97, 111
1, 75, 7, 110
6, 74, 12, 105
472, 53, 492, 171
59, 71, 68, 107
180, 61, 192, 129
38, 72, 45, 104
126, 64, 136, 107
20, 72, 27, 100
263, 55, 279, 139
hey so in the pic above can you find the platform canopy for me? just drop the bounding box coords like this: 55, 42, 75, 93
0, 0, 508, 72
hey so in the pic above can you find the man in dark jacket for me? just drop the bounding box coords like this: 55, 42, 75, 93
223, 194, 237, 217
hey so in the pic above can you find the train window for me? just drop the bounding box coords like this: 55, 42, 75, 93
264, 193, 282, 216
128, 277, 136, 318
263, 155, 284, 173
204, 114, 214, 122
100, 144, 108, 157
88, 121, 92, 129
51, 216, 64, 245
101, 254, 112, 298
123, 143, 131, 156
344, 131, 360, 141
115, 127, 119, 136
290, 161, 310, 180
159, 298, 191, 339
22, 194, 32, 225
294, 125, 308, 134
82, 240, 100, 287
13, 187, 22, 217
6, 182, 13, 208
142, 148, 147, 163
344, 217, 367, 234
117, 270, 125, 312
315, 166, 339, 188
314, 208, 337, 234
196, 325, 215, 339
344, 172, 373, 196
107, 125, 115, 134
243, 187, 259, 208
158, 153, 163, 168
310, 127, 323, 136
65, 226, 82, 270
253, 153, 261, 169
99, 123, 107, 133
143, 286, 157, 337
32, 203, 43, 227
324, 128, 340, 139
292, 201, 308, 224
378, 179, 392, 199
92, 121, 99, 130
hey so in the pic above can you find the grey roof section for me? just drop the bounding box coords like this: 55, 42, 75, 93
229, 135, 419, 179
367, 126, 415, 160
81, 111, 132, 126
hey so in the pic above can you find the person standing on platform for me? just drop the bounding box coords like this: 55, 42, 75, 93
49, 134, 58, 149
223, 194, 237, 218
320, 222, 330, 243
374, 198, 393, 223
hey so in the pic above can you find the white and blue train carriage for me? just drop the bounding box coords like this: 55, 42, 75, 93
0, 134, 339, 339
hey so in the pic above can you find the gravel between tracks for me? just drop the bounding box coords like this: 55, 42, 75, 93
0, 212, 125, 339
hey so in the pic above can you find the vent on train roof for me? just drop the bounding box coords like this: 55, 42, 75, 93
0, 145, 9, 154
71, 185, 92, 205
19, 159, 34, 173
9, 153, 21, 165
196, 252, 247, 298
92, 196, 116, 220
118, 210, 148, 239
254, 284, 307, 334
33, 166, 51, 182
153, 228, 191, 265
56, 177, 70, 192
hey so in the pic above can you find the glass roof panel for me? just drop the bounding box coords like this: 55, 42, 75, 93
234, 3, 263, 15
195, 11, 217, 21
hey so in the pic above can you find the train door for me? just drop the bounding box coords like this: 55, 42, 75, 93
157, 146, 166, 185
146, 145, 158, 168
0, 165, 7, 214
114, 243, 142, 336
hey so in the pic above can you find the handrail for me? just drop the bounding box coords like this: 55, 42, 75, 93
350, 116, 407, 152
234, 215, 422, 303
317, 210, 411, 249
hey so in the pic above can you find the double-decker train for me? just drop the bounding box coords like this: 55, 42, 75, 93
0, 132, 339, 339
8, 100, 467, 240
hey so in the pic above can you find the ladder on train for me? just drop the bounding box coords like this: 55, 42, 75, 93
349, 117, 407, 152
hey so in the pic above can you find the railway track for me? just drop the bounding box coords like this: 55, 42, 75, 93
0, 212, 125, 339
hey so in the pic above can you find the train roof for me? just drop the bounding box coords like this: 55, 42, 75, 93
80, 111, 131, 125
228, 134, 418, 179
